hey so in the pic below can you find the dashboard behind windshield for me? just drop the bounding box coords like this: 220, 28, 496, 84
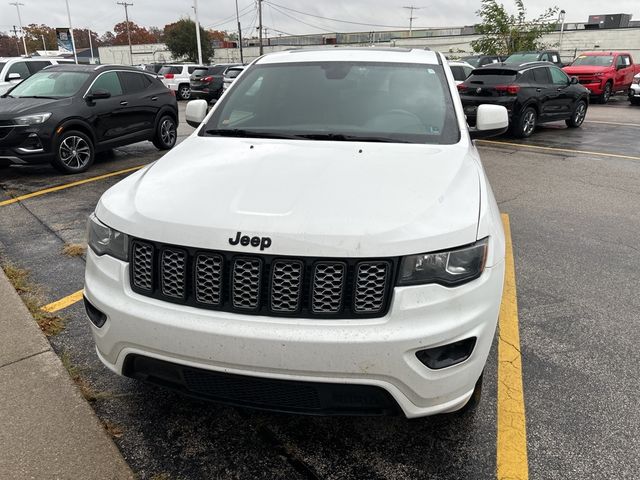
202, 61, 460, 145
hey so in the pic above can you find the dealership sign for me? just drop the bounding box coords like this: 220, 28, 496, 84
56, 28, 74, 54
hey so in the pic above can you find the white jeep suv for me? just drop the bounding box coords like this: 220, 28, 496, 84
158, 64, 204, 100
0, 57, 73, 95
85, 48, 508, 418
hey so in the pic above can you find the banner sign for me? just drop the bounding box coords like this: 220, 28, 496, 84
56, 28, 74, 54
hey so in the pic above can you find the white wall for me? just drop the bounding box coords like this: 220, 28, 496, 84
98, 27, 640, 66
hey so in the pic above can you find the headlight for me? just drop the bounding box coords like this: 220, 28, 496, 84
87, 213, 129, 261
14, 112, 52, 126
398, 238, 488, 287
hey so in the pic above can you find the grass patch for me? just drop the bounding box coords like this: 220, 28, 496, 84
2, 262, 66, 337
62, 243, 86, 257
101, 419, 125, 439
60, 350, 99, 403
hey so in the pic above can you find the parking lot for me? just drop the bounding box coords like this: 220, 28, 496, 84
1, 98, 639, 479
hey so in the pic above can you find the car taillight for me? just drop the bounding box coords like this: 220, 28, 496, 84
203, 76, 213, 82
164, 73, 174, 79
169, 89, 176, 97
457, 84, 468, 92
495, 84, 520, 95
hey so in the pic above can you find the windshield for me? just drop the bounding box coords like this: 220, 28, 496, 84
463, 57, 480, 67
7, 70, 90, 98
450, 65, 472, 81
571, 55, 614, 67
226, 68, 243, 79
505, 53, 540, 63
202, 61, 459, 145
159, 66, 181, 75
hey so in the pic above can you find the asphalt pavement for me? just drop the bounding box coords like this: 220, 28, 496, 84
0, 98, 639, 479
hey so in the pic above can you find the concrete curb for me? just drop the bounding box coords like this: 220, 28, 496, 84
0, 268, 134, 480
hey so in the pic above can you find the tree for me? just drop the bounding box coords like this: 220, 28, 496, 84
471, 0, 558, 55
113, 21, 157, 46
164, 19, 213, 63
23, 24, 57, 53
100, 31, 116, 46
148, 26, 164, 43
0, 32, 21, 57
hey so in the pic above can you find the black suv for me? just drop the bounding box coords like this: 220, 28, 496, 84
458, 62, 590, 138
505, 50, 564, 67
0, 64, 178, 174
190, 63, 241, 101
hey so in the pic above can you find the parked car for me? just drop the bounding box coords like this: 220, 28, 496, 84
0, 57, 75, 95
629, 73, 640, 105
189, 63, 241, 101
458, 61, 590, 137
158, 64, 204, 100
563, 51, 640, 104
461, 55, 505, 68
221, 65, 245, 92
141, 63, 165, 74
448, 60, 474, 85
84, 48, 510, 419
504, 50, 564, 67
0, 65, 178, 173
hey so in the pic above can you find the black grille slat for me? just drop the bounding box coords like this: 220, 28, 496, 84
161, 248, 187, 298
271, 260, 303, 313
232, 258, 262, 310
129, 239, 395, 318
132, 242, 154, 291
353, 262, 390, 314
195, 254, 223, 305
311, 262, 346, 314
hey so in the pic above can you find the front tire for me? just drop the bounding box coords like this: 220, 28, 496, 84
152, 115, 177, 150
630, 97, 640, 106
512, 107, 537, 138
177, 84, 191, 100
565, 100, 587, 128
598, 82, 612, 104
51, 130, 95, 174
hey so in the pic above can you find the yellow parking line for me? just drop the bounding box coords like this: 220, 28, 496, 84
0, 165, 145, 208
478, 139, 640, 162
41, 289, 84, 313
497, 213, 528, 480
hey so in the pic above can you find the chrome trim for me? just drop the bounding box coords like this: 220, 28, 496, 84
16, 146, 44, 154
0, 156, 27, 164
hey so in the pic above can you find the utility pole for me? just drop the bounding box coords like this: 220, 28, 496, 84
117, 1, 134, 65
193, 0, 203, 64
9, 2, 28, 57
258, 0, 263, 55
235, 0, 243, 63
402, 5, 422, 37
65, 0, 78, 64
10, 25, 21, 56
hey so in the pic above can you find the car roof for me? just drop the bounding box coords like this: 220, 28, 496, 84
471, 61, 553, 73
42, 64, 152, 74
256, 47, 441, 65
578, 51, 628, 56
448, 60, 473, 67
0, 57, 66, 62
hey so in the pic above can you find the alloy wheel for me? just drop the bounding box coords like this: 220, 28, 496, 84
160, 119, 176, 146
180, 86, 191, 99
523, 110, 536, 136
59, 135, 91, 169
574, 103, 587, 125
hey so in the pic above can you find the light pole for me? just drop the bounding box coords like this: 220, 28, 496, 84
258, 0, 263, 55
64, 0, 78, 63
193, 0, 203, 65
41, 34, 46, 51
88, 29, 94, 64
9, 2, 28, 57
235, 0, 243, 63
117, 2, 134, 65
558, 9, 566, 53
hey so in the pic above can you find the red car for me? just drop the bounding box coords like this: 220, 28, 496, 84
563, 52, 640, 104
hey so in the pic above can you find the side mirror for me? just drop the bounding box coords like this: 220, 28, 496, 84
86, 89, 111, 101
469, 104, 509, 139
7, 73, 21, 81
570, 76, 579, 85
186, 99, 208, 128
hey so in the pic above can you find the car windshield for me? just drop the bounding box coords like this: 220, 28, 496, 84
450, 65, 471, 81
203, 61, 459, 145
571, 55, 614, 67
463, 57, 480, 67
505, 53, 540, 63
7, 70, 90, 98
226, 68, 243, 79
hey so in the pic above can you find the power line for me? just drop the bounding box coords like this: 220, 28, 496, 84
267, 3, 336, 33
264, 1, 413, 30
206, 3, 254, 29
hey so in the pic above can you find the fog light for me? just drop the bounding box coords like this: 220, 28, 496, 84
18, 133, 43, 152
416, 337, 477, 369
83, 296, 107, 328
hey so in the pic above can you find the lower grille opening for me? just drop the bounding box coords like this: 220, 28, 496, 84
123, 355, 399, 416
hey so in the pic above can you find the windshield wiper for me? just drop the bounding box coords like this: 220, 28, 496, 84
17, 95, 59, 99
203, 128, 305, 140
299, 133, 410, 143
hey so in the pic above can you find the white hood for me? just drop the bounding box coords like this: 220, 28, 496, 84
97, 136, 480, 257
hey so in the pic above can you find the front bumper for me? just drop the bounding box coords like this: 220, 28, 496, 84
85, 249, 504, 418
580, 81, 605, 95
630, 84, 640, 99
0, 125, 54, 165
